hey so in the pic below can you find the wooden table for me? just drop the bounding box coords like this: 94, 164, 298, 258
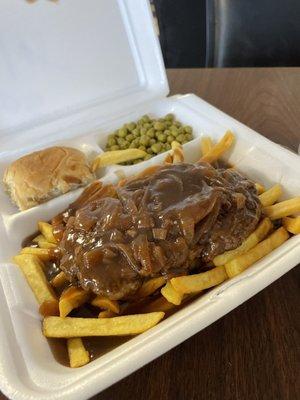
95, 69, 300, 400
1, 68, 299, 400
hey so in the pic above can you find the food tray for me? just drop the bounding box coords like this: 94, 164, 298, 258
0, 94, 299, 400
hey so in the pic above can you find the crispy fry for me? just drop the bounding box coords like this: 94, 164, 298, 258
164, 153, 173, 164
282, 216, 300, 234
264, 197, 300, 220
13, 254, 57, 305
161, 281, 183, 305
20, 247, 54, 262
171, 141, 184, 163
135, 277, 166, 298
38, 221, 57, 244
33, 234, 57, 249
200, 130, 235, 163
255, 183, 266, 194
141, 296, 176, 313
171, 266, 227, 294
91, 296, 120, 314
259, 184, 283, 207
200, 137, 213, 156
98, 310, 116, 318
39, 300, 60, 317
59, 287, 90, 318
51, 271, 68, 288
92, 149, 147, 171
43, 312, 165, 337
225, 227, 289, 278
213, 218, 273, 266
67, 338, 90, 368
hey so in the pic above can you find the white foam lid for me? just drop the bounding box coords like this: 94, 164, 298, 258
0, 0, 168, 147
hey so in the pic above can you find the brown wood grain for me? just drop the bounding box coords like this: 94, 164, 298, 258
1, 69, 299, 400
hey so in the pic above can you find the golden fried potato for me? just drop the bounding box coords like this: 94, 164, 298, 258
200, 137, 213, 156
39, 300, 60, 317
171, 266, 227, 294
38, 222, 57, 244
171, 141, 184, 163
51, 271, 68, 288
98, 310, 116, 318
43, 312, 165, 337
13, 254, 57, 305
92, 149, 146, 171
135, 277, 166, 298
59, 287, 90, 318
161, 281, 183, 305
225, 227, 289, 278
264, 197, 300, 220
213, 218, 273, 266
20, 247, 54, 262
140, 296, 175, 313
282, 216, 300, 235
67, 338, 90, 368
91, 296, 120, 314
200, 131, 235, 164
255, 183, 266, 195
33, 234, 57, 249
259, 184, 282, 207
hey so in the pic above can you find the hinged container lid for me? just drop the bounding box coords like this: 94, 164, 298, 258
0, 0, 168, 141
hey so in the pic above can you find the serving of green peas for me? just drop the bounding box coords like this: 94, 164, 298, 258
105, 114, 194, 164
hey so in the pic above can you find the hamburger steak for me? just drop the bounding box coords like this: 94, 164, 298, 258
56, 163, 262, 300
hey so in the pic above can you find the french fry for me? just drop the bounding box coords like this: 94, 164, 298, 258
39, 300, 60, 317
135, 277, 166, 298
200, 130, 235, 164
67, 338, 90, 368
20, 247, 54, 262
91, 296, 120, 314
59, 287, 90, 318
38, 222, 57, 244
200, 137, 213, 156
282, 216, 300, 234
164, 153, 173, 164
225, 227, 289, 278
51, 271, 68, 288
213, 218, 273, 266
255, 183, 266, 194
259, 184, 283, 207
264, 197, 300, 220
13, 254, 57, 305
140, 296, 176, 313
43, 312, 165, 337
161, 281, 183, 305
98, 310, 116, 318
171, 266, 228, 294
33, 234, 57, 249
171, 141, 184, 163
92, 149, 147, 171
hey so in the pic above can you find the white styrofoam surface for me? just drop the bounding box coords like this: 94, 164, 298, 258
0, 94, 299, 400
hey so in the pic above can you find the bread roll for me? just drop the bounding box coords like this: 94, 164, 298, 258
3, 146, 94, 210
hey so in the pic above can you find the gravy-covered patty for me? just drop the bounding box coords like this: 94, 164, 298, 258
57, 163, 261, 299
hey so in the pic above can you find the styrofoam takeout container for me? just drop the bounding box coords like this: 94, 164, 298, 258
0, 1, 299, 399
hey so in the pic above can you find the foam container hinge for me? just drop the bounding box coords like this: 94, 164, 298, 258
0, 94, 299, 400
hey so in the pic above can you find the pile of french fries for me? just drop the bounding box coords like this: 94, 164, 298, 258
13, 131, 300, 368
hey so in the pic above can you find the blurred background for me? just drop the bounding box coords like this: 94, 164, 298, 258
151, 0, 300, 68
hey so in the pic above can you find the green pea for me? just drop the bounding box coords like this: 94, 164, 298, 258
121, 141, 130, 149
176, 134, 185, 143
175, 121, 181, 128
108, 137, 117, 146
184, 125, 192, 134
133, 159, 142, 164
139, 145, 146, 152
111, 145, 120, 151
144, 154, 152, 161
143, 122, 152, 130
170, 126, 179, 136
185, 133, 192, 141
126, 133, 134, 142
167, 135, 174, 143
132, 138, 140, 147
127, 122, 136, 131
140, 127, 147, 135
149, 138, 156, 146
146, 128, 155, 138
165, 113, 174, 121
140, 135, 150, 146
118, 128, 127, 138
157, 133, 167, 143
129, 142, 136, 148
182, 140, 188, 144
164, 120, 172, 128
165, 143, 171, 150
154, 121, 165, 131
147, 147, 154, 154
142, 114, 151, 123
151, 143, 162, 153
178, 127, 185, 134
132, 128, 140, 138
